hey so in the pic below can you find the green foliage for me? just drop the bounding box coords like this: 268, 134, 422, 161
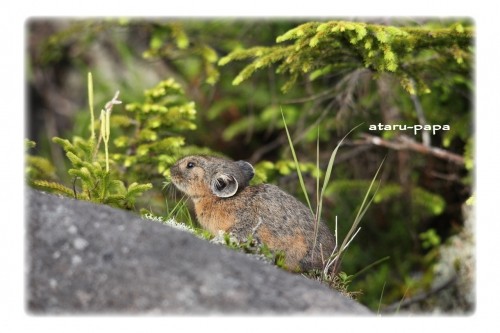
113, 78, 198, 182
25, 140, 57, 182
142, 22, 220, 85
29, 74, 153, 210
419, 228, 442, 250
220, 20, 473, 94
32, 134, 153, 209
36, 20, 110, 66
463, 137, 474, 184
211, 101, 324, 164
377, 183, 445, 215
252, 159, 318, 184
328, 180, 445, 217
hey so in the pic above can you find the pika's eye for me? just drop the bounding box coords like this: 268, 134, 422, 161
186, 162, 195, 169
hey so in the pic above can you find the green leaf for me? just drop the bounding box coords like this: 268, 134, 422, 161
108, 179, 127, 195
309, 35, 320, 47
137, 144, 150, 156
201, 45, 218, 63
68, 167, 92, 183
139, 129, 158, 141
127, 182, 153, 197
25, 139, 36, 149
114, 136, 130, 148
52, 137, 73, 152
104, 194, 126, 205
310, 65, 333, 81
66, 151, 83, 167
150, 32, 164, 50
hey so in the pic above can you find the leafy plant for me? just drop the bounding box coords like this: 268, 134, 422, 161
29, 73, 152, 210
28, 71, 212, 213
25, 139, 57, 182
113, 78, 199, 184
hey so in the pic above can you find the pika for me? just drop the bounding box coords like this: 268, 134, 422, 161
170, 155, 335, 272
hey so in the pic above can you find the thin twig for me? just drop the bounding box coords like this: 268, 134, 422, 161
72, 177, 78, 199
357, 133, 465, 166
249, 135, 286, 164
382, 276, 458, 313
323, 216, 339, 275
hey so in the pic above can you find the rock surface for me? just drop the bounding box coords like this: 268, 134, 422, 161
26, 189, 371, 315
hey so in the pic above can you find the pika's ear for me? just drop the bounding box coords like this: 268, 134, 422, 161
211, 173, 238, 198
236, 160, 255, 183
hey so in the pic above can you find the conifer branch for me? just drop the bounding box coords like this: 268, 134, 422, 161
220, 20, 473, 93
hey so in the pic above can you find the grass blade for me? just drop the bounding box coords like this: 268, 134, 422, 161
317, 123, 364, 222
351, 256, 390, 280
281, 107, 313, 213
377, 281, 387, 316
332, 156, 386, 273
316, 126, 320, 215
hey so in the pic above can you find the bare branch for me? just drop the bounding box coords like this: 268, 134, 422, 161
357, 134, 465, 166
382, 276, 457, 313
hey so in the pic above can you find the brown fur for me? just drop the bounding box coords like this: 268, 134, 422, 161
258, 225, 309, 271
170, 155, 336, 272
194, 197, 238, 234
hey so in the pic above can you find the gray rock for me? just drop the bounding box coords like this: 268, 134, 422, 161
26, 189, 371, 315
